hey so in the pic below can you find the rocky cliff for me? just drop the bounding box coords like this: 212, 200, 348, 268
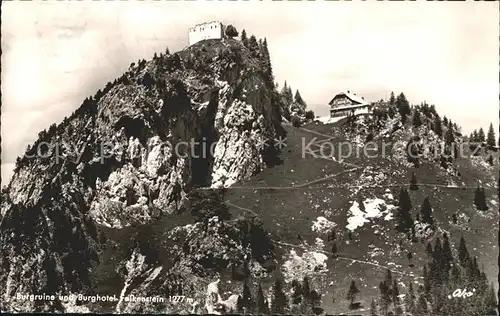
0, 38, 282, 312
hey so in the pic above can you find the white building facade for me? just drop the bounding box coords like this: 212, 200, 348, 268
188, 21, 225, 46
329, 91, 372, 119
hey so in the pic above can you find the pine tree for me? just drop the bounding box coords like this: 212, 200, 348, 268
255, 284, 269, 314
420, 197, 434, 226
331, 242, 338, 257
358, 196, 366, 212
404, 282, 416, 315
270, 278, 287, 314
471, 129, 478, 142
302, 276, 311, 303
347, 280, 360, 307
329, 228, 336, 241
370, 298, 378, 316
442, 233, 453, 274
385, 269, 393, 293
281, 81, 293, 105
478, 127, 486, 143
487, 154, 494, 166
261, 38, 273, 83
458, 236, 470, 267
396, 93, 411, 124
445, 125, 455, 146
379, 281, 391, 315
392, 279, 400, 307
409, 172, 418, 190
423, 265, 431, 300
165, 47, 170, 55
291, 279, 303, 305
241, 29, 248, 47
416, 294, 428, 315
236, 295, 244, 312
389, 91, 395, 105
294, 90, 307, 110
474, 186, 488, 211
242, 279, 254, 312
407, 251, 413, 266
396, 188, 413, 233
434, 116, 443, 137
426, 243, 433, 257
486, 123, 496, 148
310, 290, 323, 314
248, 35, 260, 57
413, 110, 422, 127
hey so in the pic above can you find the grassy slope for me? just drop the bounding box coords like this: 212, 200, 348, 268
225, 121, 498, 315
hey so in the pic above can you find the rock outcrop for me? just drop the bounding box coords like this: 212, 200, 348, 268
0, 38, 281, 312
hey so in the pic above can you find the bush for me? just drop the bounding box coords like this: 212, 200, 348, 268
291, 116, 301, 128
225, 25, 239, 38
305, 110, 315, 120
185, 188, 231, 222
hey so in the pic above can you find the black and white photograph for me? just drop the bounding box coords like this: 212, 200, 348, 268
1, 1, 499, 315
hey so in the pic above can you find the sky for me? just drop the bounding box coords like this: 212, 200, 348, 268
2, 0, 499, 186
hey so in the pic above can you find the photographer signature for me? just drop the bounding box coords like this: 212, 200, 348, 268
447, 288, 476, 299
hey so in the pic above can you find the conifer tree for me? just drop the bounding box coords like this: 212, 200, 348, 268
248, 35, 260, 57
392, 279, 400, 307
310, 290, 323, 314
347, 280, 360, 308
302, 276, 311, 304
256, 284, 269, 314
329, 228, 336, 241
240, 29, 248, 47
471, 129, 478, 142
389, 91, 395, 105
370, 298, 378, 315
486, 123, 496, 148
261, 38, 273, 83
409, 172, 418, 190
404, 282, 416, 315
486, 154, 494, 166
291, 279, 303, 305
426, 242, 433, 257
331, 242, 338, 257
478, 127, 486, 143
281, 81, 293, 105
241, 279, 254, 312
450, 264, 462, 284
420, 197, 434, 226
458, 235, 470, 267
385, 269, 393, 292
396, 188, 413, 233
434, 116, 443, 137
270, 278, 287, 314
423, 265, 431, 300
442, 233, 453, 274
445, 125, 455, 146
407, 251, 413, 266
358, 196, 366, 212
413, 110, 422, 127
294, 90, 307, 110
474, 186, 488, 211
396, 93, 411, 124
379, 281, 391, 315
416, 294, 428, 314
